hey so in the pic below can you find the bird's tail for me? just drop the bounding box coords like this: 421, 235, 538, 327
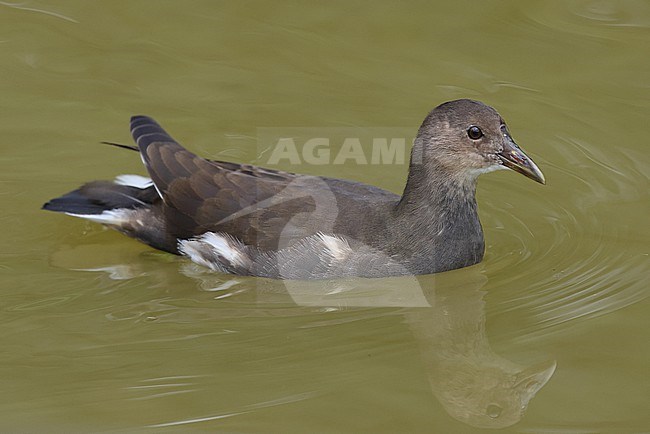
42, 175, 158, 216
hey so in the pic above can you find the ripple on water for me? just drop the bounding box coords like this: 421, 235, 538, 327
521, 1, 650, 35
482, 132, 648, 341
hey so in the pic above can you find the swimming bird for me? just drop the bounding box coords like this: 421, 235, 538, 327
43, 99, 545, 279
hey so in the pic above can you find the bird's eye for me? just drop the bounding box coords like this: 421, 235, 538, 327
467, 126, 483, 140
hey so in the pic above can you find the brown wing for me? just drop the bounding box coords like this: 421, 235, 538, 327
131, 116, 320, 249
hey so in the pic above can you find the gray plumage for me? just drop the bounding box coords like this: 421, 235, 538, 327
43, 99, 545, 279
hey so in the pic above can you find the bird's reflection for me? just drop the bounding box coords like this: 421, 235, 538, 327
51, 241, 556, 429
403, 273, 556, 428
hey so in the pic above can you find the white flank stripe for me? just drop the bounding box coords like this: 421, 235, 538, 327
178, 232, 246, 270
200, 233, 244, 266
317, 233, 350, 261
178, 241, 216, 270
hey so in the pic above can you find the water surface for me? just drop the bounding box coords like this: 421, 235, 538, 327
1, 1, 648, 432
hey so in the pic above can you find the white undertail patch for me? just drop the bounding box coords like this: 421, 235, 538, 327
65, 209, 133, 225
114, 174, 153, 189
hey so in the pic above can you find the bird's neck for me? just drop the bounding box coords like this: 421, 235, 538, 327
391, 156, 485, 273
396, 159, 478, 215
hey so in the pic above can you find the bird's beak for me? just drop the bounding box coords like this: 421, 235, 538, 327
498, 135, 545, 185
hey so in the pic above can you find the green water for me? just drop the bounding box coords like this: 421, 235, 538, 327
1, 1, 648, 432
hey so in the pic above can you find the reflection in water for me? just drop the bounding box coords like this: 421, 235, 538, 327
404, 274, 555, 429
51, 243, 556, 429
281, 271, 557, 429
